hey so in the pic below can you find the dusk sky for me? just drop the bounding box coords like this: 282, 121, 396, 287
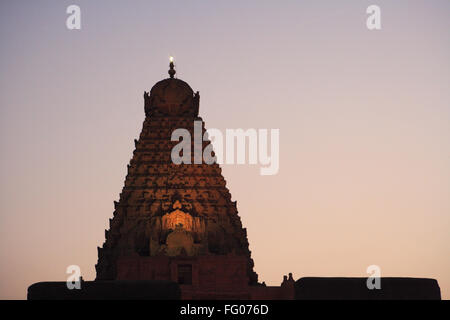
1, 0, 449, 299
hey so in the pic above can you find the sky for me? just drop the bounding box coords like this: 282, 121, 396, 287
0, 0, 449, 299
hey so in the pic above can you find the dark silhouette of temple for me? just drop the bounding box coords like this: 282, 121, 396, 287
94, 59, 268, 299
28, 62, 441, 300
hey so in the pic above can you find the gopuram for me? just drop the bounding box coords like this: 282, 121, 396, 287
94, 60, 294, 299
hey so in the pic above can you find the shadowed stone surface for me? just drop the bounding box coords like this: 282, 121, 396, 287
295, 277, 441, 300
27, 280, 181, 300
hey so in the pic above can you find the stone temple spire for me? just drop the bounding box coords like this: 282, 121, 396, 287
168, 56, 176, 78
96, 62, 259, 298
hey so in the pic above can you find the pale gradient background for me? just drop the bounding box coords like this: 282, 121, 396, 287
0, 0, 449, 299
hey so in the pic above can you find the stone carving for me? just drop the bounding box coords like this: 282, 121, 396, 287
193, 91, 200, 116
166, 225, 195, 256
162, 203, 194, 231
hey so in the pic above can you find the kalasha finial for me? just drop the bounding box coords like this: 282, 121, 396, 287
168, 56, 176, 78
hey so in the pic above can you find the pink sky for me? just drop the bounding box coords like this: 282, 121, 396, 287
0, 0, 449, 299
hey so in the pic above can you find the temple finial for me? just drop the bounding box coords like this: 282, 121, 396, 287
168, 56, 176, 78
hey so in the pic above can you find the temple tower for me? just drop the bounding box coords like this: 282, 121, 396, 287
95, 61, 258, 298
